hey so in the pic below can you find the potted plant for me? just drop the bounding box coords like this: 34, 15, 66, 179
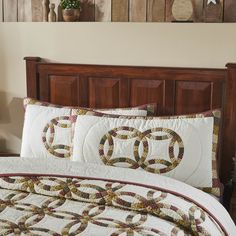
60, 0, 81, 22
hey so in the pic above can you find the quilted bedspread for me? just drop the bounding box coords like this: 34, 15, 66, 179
0, 158, 235, 235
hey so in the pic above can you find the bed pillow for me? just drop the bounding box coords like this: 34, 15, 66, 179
96, 106, 155, 116
21, 98, 156, 160
23, 98, 157, 116
71, 109, 221, 197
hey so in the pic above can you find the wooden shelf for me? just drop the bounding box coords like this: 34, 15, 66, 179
2, 0, 235, 23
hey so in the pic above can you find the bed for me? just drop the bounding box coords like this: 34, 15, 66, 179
0, 57, 235, 235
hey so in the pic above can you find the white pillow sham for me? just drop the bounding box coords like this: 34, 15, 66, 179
21, 105, 72, 159
71, 113, 216, 190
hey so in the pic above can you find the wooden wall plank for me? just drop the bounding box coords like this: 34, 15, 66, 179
192, 0, 204, 22
224, 0, 236, 22
166, 0, 175, 22
0, 0, 232, 22
129, 0, 147, 22
203, 0, 223, 22
147, 0, 165, 22
4, 0, 18, 22
31, 0, 43, 22
95, 0, 111, 22
51, 0, 63, 21
0, 0, 3, 22
112, 0, 128, 22
18, 0, 32, 22
80, 0, 95, 21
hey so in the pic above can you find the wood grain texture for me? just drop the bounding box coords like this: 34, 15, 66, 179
224, 63, 236, 185
31, 0, 43, 22
89, 78, 121, 108
224, 0, 236, 22
191, 0, 204, 22
0, 0, 233, 22
80, 0, 95, 21
50, 76, 79, 106
0, 0, 3, 22
147, 0, 165, 22
230, 183, 236, 223
112, 0, 128, 22
24, 57, 42, 99
3, 0, 18, 21
51, 0, 63, 21
203, 0, 223, 22
165, 0, 173, 22
175, 81, 212, 114
18, 0, 32, 22
0, 153, 20, 157
95, 0, 111, 21
129, 0, 147, 22
130, 79, 167, 114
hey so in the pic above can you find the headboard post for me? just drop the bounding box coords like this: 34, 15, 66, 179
24, 57, 42, 99
223, 63, 236, 183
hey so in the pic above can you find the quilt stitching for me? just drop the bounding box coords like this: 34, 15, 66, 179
0, 176, 225, 235
99, 126, 184, 174
42, 116, 72, 158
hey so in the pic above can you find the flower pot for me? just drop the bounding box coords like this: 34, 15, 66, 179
62, 9, 80, 22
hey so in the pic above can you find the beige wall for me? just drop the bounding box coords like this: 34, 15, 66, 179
0, 23, 236, 153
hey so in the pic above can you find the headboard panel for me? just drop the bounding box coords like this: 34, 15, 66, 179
24, 57, 236, 186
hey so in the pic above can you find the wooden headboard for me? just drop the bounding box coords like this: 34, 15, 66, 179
24, 57, 236, 186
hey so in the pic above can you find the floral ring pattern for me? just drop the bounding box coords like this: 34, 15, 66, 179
42, 116, 71, 158
99, 126, 184, 173
0, 176, 220, 235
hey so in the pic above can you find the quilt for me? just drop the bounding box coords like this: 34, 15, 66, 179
0, 157, 235, 235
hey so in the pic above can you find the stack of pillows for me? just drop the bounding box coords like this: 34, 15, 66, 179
21, 98, 221, 198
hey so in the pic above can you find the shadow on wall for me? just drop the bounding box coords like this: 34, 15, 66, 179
0, 91, 10, 124
0, 25, 24, 152
0, 138, 6, 151
0, 92, 24, 152
6, 96, 24, 138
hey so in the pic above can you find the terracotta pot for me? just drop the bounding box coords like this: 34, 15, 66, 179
62, 9, 80, 22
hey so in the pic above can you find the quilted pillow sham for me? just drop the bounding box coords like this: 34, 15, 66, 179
21, 98, 156, 160
71, 108, 221, 197
23, 98, 157, 116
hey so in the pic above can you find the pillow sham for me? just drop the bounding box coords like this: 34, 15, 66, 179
21, 104, 72, 159
96, 106, 154, 116
23, 98, 157, 116
71, 108, 221, 197
21, 98, 156, 160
